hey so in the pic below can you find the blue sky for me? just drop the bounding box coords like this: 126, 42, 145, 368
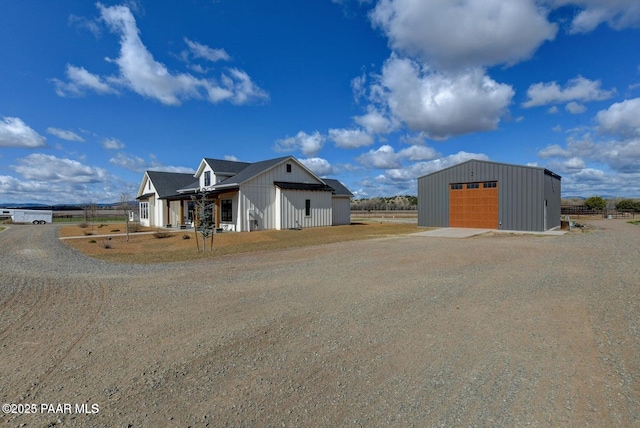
1, 0, 640, 204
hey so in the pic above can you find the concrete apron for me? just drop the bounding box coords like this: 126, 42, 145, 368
412, 227, 567, 238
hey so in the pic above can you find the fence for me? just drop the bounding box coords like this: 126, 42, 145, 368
561, 206, 637, 219
53, 210, 126, 222
351, 210, 418, 219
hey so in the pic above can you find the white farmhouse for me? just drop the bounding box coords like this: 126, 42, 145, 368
136, 156, 352, 231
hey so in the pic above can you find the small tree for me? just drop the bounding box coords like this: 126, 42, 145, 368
85, 202, 99, 230
584, 196, 606, 211
191, 193, 215, 252
119, 193, 135, 242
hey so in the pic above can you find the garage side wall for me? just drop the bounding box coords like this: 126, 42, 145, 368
544, 171, 561, 230
418, 160, 553, 231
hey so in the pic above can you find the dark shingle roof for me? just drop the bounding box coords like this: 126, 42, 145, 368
322, 178, 353, 197
203, 158, 252, 175
215, 156, 291, 187
145, 171, 197, 199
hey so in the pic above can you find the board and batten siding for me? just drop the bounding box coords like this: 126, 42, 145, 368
237, 184, 276, 231
332, 197, 351, 226
418, 160, 561, 232
278, 189, 332, 229
237, 160, 331, 231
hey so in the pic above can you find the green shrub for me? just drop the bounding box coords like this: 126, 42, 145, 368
111, 229, 121, 233
84, 231, 93, 236
79, 222, 89, 228
153, 231, 172, 239
182, 234, 191, 240
88, 239, 97, 243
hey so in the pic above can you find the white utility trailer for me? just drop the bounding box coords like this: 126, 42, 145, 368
0, 208, 53, 224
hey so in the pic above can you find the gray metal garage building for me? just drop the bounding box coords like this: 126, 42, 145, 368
418, 159, 561, 232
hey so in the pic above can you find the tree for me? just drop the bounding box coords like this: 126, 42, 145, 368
119, 193, 135, 242
191, 193, 215, 252
616, 199, 640, 212
584, 196, 606, 211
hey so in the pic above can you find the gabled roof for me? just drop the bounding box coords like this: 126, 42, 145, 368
417, 159, 562, 180
213, 156, 294, 188
322, 178, 353, 197
144, 171, 197, 199
203, 158, 252, 175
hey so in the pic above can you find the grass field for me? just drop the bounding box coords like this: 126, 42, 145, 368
60, 221, 421, 263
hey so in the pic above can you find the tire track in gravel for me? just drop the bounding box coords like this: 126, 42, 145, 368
0, 225, 111, 402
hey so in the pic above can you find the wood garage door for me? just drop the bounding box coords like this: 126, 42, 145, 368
449, 182, 498, 228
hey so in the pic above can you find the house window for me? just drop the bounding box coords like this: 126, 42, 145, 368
450, 183, 463, 190
286, 163, 292, 173
483, 181, 497, 188
221, 199, 232, 222
305, 199, 311, 216
467, 183, 479, 189
204, 171, 211, 187
140, 202, 149, 220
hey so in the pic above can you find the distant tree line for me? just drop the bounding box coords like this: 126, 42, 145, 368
351, 196, 417, 211
563, 196, 640, 212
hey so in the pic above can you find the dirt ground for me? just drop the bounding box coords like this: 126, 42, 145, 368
0, 219, 639, 427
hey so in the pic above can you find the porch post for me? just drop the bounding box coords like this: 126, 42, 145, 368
215, 198, 220, 229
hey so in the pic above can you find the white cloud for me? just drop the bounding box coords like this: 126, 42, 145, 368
54, 4, 268, 106
373, 57, 514, 139
102, 138, 125, 150
12, 153, 107, 183
595, 98, 640, 138
370, 0, 557, 70
548, 106, 560, 114
52, 65, 117, 97
0, 117, 47, 148
372, 151, 489, 186
47, 127, 85, 142
557, 0, 640, 33
109, 152, 194, 173
328, 128, 374, 149
565, 101, 587, 114
275, 131, 325, 157
184, 38, 230, 62
355, 143, 440, 171
397, 145, 438, 161
538, 144, 571, 158
353, 107, 395, 135
356, 145, 401, 169
523, 75, 615, 108
299, 157, 335, 176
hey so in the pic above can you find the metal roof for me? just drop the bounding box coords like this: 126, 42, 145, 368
274, 181, 334, 191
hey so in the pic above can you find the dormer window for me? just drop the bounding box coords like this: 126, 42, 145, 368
286, 163, 292, 173
204, 171, 211, 186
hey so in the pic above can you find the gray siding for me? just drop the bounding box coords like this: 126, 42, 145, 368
332, 196, 351, 226
418, 160, 561, 232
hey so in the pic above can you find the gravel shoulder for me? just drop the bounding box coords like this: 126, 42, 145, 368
0, 220, 639, 427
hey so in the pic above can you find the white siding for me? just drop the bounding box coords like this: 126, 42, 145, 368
253, 160, 321, 185
332, 196, 351, 225
237, 184, 276, 231
279, 190, 332, 229
168, 201, 181, 226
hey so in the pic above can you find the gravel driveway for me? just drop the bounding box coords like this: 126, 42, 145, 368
0, 220, 639, 427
